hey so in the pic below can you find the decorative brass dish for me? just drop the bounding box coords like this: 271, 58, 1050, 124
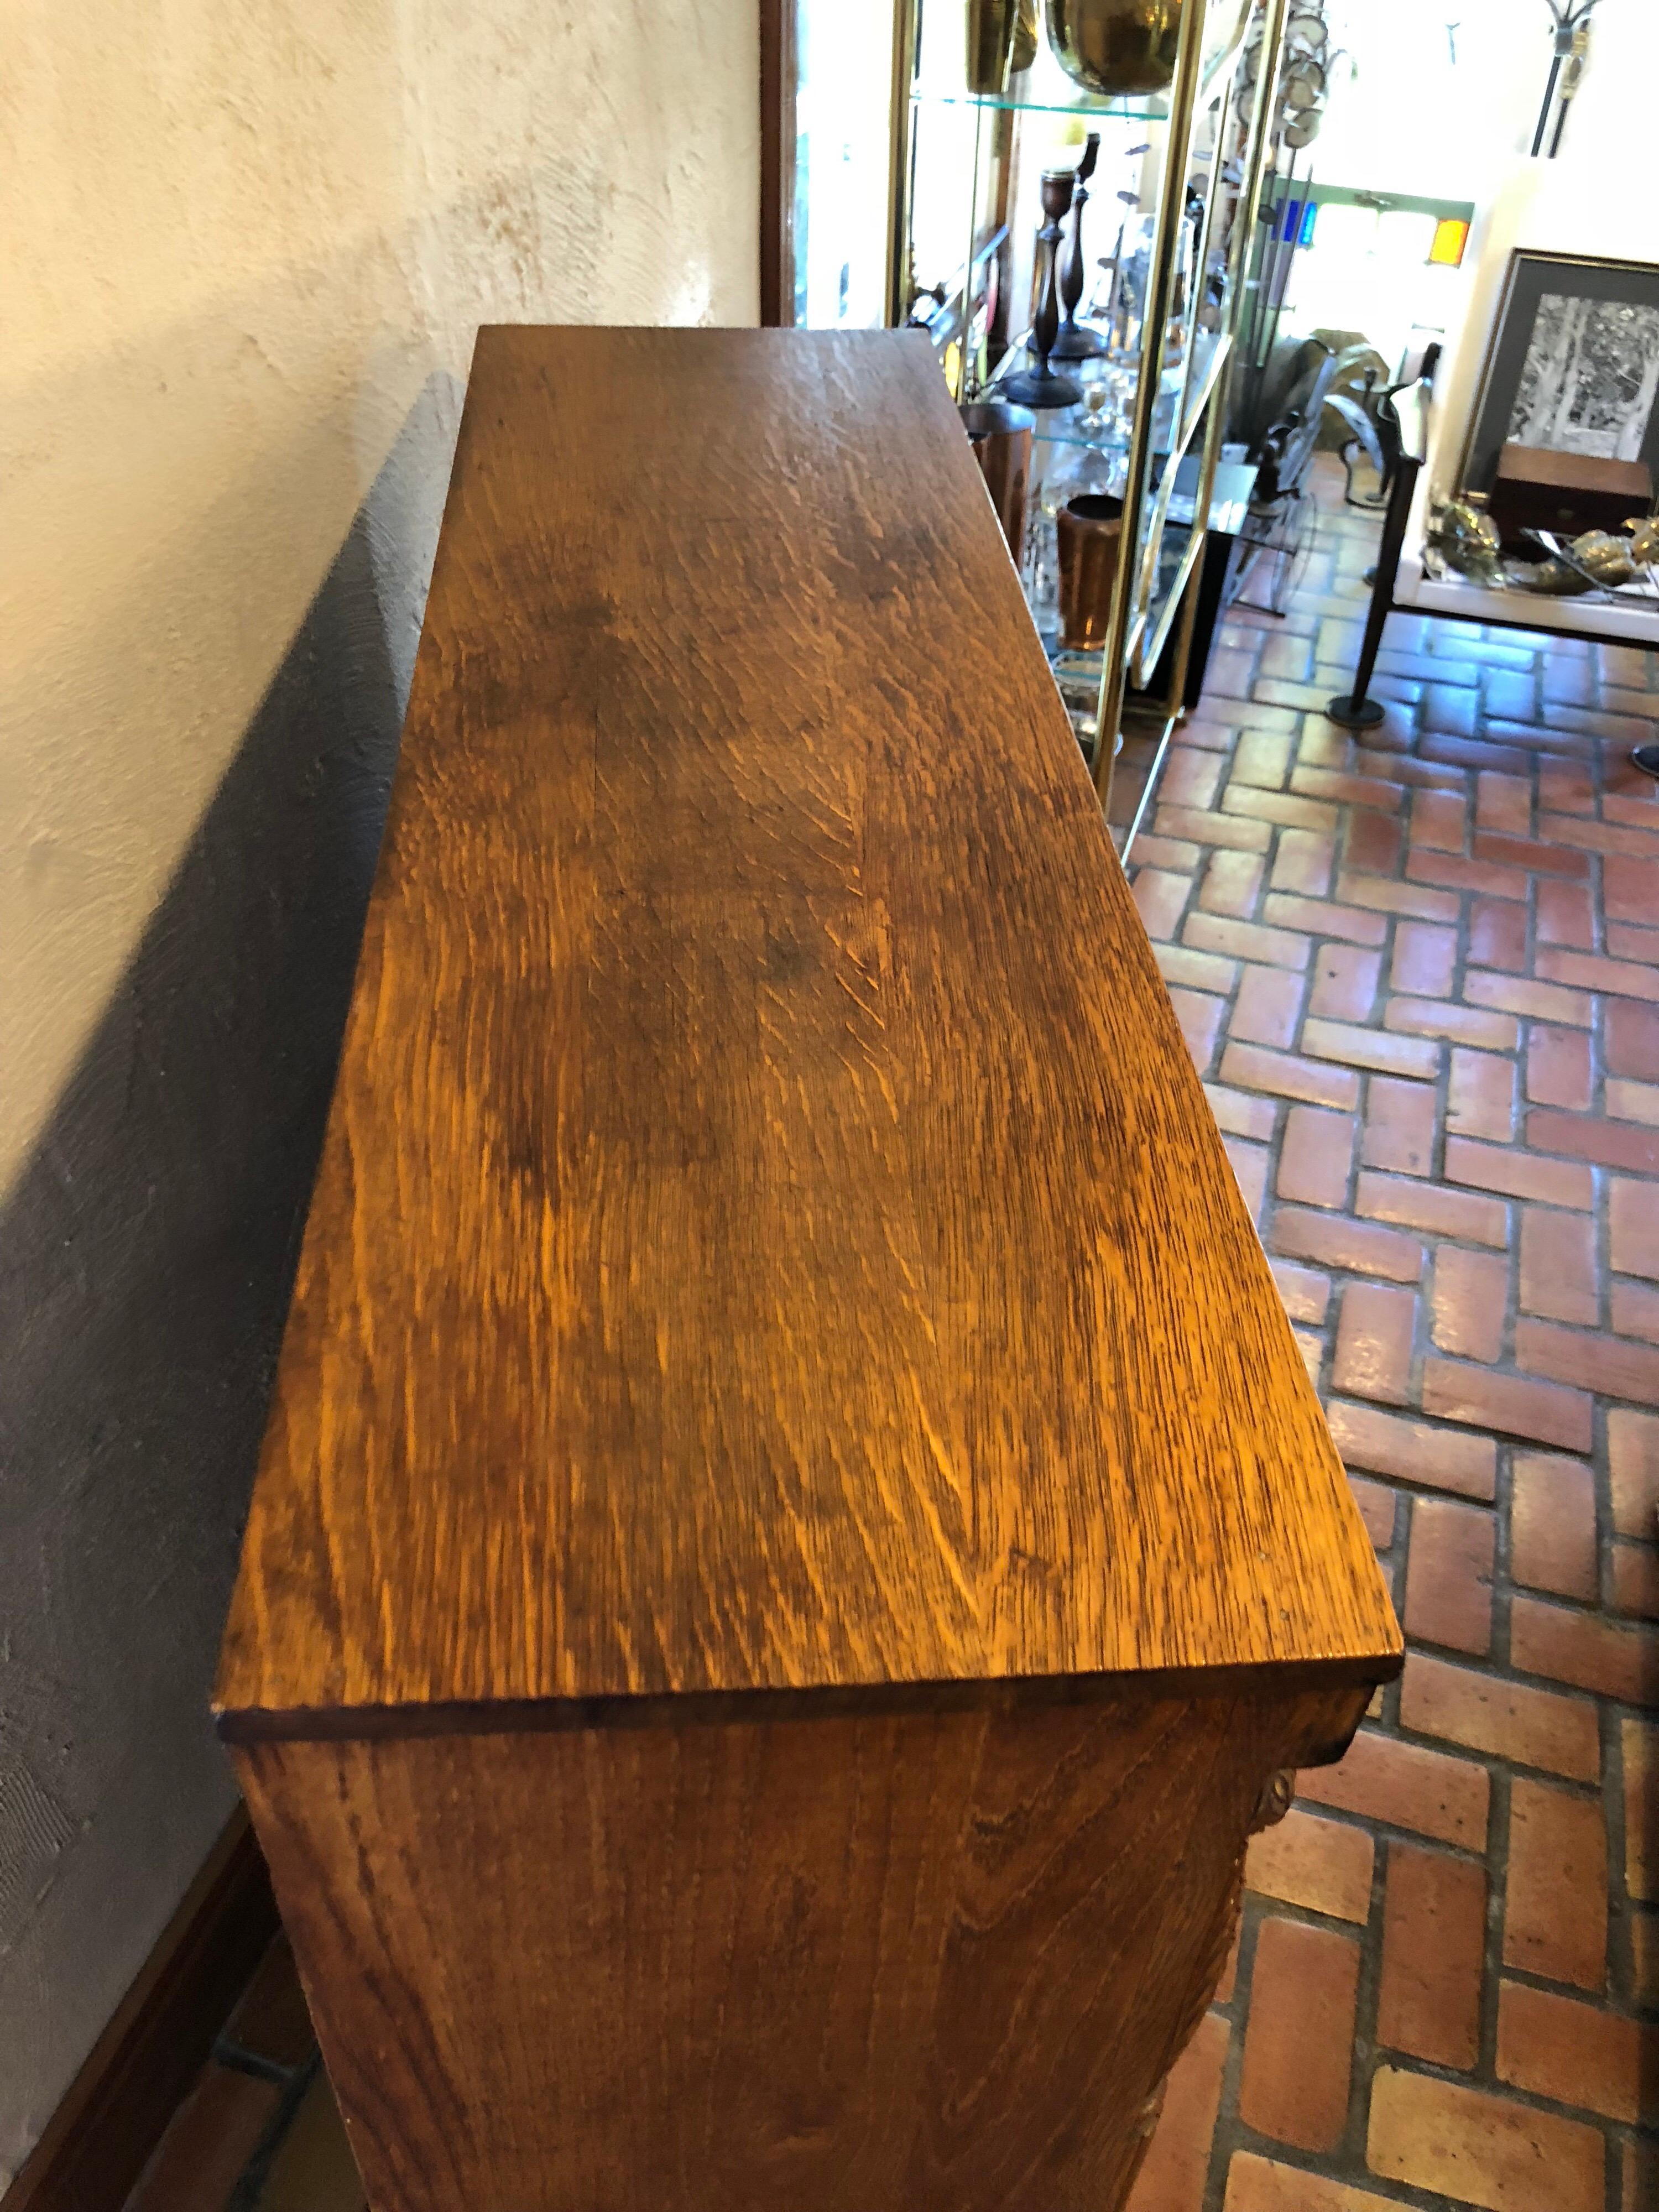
1424, 498, 1504, 586
1044, 0, 1183, 96
1507, 521, 1658, 598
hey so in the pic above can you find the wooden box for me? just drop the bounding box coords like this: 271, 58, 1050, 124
1489, 441, 1654, 550
216, 327, 1401, 2212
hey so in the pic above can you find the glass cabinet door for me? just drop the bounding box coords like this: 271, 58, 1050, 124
792, 0, 901, 330
787, 0, 1295, 843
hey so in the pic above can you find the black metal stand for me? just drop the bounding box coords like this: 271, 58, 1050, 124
1329, 364, 1657, 733
1327, 384, 1425, 730
1003, 169, 1083, 410
1532, 1, 1600, 159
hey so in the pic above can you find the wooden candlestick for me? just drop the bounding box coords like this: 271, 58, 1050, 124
1002, 169, 1083, 409
1052, 134, 1108, 361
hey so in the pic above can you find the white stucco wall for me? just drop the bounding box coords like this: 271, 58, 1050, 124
2, 0, 758, 1203
1420, 3, 1659, 500
0, 1, 757, 2182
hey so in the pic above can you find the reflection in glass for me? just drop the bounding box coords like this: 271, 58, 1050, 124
794, 0, 900, 328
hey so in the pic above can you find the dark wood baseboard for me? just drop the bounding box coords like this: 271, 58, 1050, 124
7, 1808, 278, 2212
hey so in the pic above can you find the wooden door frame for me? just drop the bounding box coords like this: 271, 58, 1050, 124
759, 0, 796, 325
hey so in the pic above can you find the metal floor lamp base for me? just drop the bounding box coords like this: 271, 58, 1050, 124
1634, 744, 1659, 781
1326, 693, 1387, 731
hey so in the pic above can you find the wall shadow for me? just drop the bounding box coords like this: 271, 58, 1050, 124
0, 372, 460, 2171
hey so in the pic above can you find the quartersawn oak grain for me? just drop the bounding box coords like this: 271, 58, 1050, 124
216, 325, 1399, 1728
217, 327, 1400, 2212
238, 1684, 1368, 2212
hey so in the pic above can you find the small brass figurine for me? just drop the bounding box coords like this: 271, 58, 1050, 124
1507, 554, 1596, 597
1505, 515, 1659, 598
1567, 532, 1640, 587
1424, 499, 1504, 586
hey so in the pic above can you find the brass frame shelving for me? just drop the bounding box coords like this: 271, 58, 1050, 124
1093, 0, 1291, 842
869, 0, 1293, 851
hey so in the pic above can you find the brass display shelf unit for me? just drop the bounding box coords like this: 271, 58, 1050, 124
789, 0, 1293, 856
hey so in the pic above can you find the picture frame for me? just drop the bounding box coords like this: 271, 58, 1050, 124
1458, 249, 1659, 499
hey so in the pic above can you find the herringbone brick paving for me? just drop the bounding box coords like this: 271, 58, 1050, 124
1124, 466, 1659, 2212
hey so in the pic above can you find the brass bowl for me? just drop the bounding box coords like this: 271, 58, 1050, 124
1044, 0, 1183, 95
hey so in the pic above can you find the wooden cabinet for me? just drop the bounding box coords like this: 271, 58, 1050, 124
217, 326, 1400, 2212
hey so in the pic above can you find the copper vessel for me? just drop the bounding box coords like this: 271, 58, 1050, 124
1044, 0, 1183, 95
961, 400, 1035, 564
967, 0, 1020, 92
1057, 492, 1125, 651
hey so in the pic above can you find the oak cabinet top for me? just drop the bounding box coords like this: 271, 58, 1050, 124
216, 326, 1399, 1734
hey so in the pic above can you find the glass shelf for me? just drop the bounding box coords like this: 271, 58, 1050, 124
909, 84, 1168, 119
908, 0, 1243, 121
984, 333, 1180, 447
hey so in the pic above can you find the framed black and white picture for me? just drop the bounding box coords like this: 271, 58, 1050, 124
1460, 250, 1659, 495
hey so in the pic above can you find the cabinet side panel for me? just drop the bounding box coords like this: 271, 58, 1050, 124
233, 1692, 1336, 2212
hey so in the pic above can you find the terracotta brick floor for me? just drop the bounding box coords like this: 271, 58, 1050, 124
1123, 465, 1659, 2212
